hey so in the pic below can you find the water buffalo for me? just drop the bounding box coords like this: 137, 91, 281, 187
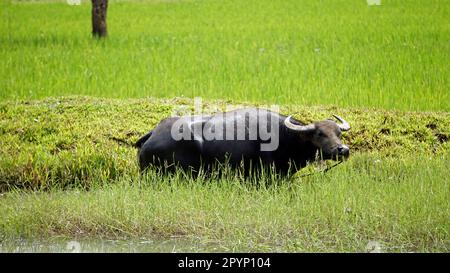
135, 108, 350, 175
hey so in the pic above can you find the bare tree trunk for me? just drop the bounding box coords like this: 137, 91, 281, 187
92, 0, 108, 38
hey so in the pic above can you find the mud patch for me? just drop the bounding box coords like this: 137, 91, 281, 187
435, 133, 449, 144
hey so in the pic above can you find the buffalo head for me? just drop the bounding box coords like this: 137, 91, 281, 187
284, 115, 351, 160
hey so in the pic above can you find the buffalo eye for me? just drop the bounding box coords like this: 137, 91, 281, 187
317, 131, 325, 137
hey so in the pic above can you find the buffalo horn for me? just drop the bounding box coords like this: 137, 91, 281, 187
333, 115, 350, 131
284, 116, 315, 132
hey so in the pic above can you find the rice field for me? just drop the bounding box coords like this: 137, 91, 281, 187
1, 0, 449, 110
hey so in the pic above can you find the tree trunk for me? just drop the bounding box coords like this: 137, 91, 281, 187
92, 0, 108, 38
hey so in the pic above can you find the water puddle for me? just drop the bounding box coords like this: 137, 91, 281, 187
0, 237, 229, 253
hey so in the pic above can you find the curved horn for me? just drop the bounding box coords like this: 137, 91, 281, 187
284, 116, 315, 132
333, 115, 350, 131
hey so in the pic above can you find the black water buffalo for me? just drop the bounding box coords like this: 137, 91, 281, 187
135, 108, 350, 175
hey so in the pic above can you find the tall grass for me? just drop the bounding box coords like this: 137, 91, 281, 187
0, 153, 448, 252
1, 0, 449, 111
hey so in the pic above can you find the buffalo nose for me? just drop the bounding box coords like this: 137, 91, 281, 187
338, 145, 349, 156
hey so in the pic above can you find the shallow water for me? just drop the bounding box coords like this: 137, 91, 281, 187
0, 237, 228, 253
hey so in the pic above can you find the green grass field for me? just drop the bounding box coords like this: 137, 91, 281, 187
1, 0, 449, 110
0, 0, 449, 252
